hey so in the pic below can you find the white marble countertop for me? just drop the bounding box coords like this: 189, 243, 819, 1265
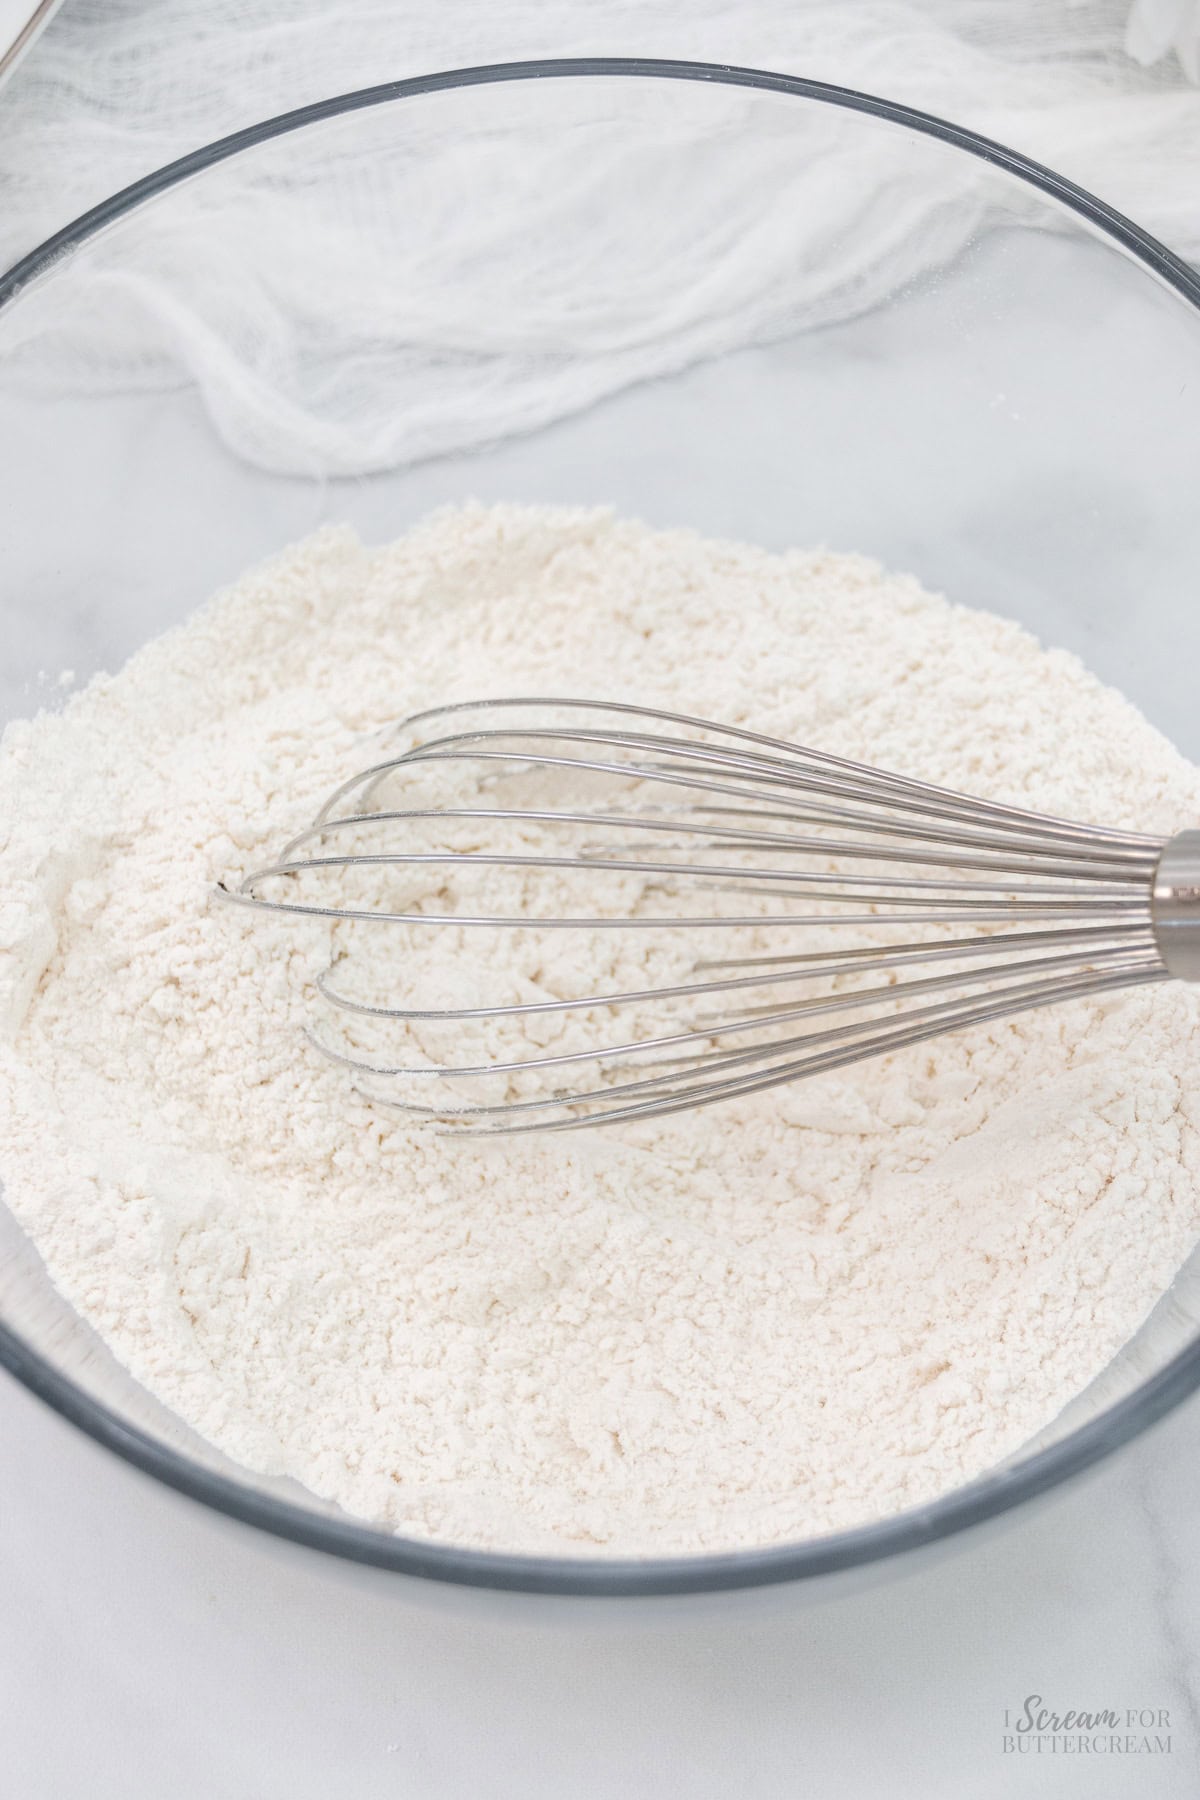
3, 1362, 1200, 1798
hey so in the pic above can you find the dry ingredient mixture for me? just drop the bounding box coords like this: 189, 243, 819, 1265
2, 502, 1200, 1555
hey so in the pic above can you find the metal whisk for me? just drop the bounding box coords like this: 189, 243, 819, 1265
218, 698, 1200, 1134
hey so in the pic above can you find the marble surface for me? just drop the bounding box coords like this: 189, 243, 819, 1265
4, 1365, 1200, 1798
4, 171, 1200, 1796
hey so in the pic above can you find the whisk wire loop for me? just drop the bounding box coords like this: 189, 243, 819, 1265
217, 698, 1192, 1133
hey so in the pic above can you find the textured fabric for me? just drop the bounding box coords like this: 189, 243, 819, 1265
1, 1, 1198, 475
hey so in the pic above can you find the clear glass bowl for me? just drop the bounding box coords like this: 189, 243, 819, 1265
2, 59, 1200, 1599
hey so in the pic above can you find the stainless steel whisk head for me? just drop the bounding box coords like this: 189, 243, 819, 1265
219, 698, 1200, 1134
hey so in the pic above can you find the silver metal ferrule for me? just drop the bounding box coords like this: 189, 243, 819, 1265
1152, 829, 1200, 982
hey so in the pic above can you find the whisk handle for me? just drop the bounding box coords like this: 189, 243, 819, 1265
1152, 830, 1200, 981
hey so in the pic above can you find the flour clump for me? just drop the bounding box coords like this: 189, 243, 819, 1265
1, 502, 1199, 1555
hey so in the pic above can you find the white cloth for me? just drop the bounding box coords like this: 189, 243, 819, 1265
1, 1, 1198, 476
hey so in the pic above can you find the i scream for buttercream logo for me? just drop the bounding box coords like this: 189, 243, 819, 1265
1002, 1696, 1172, 1756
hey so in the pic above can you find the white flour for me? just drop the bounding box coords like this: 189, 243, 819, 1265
2, 502, 1200, 1555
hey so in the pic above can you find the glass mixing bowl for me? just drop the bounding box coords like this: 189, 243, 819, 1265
2, 59, 1200, 1600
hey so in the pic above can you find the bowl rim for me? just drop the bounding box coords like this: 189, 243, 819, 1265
3, 55, 1200, 1598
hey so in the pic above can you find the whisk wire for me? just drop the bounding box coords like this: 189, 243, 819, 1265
218, 697, 1189, 1133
